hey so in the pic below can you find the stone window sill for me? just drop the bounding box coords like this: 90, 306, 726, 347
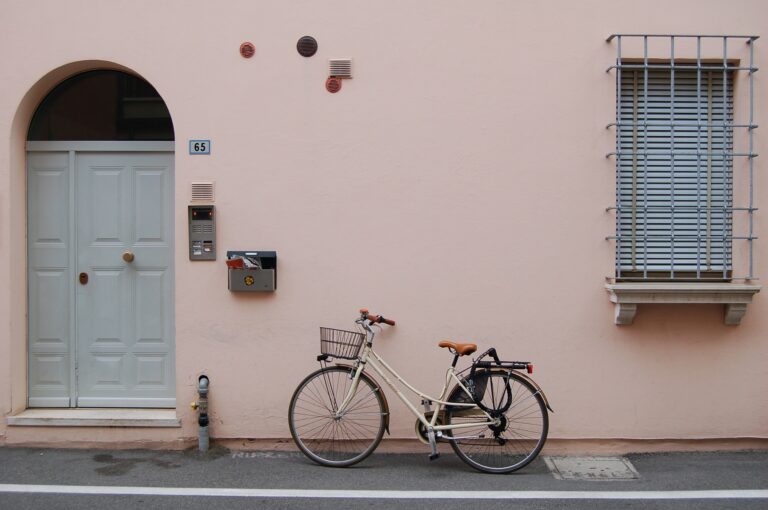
605, 282, 762, 325
6, 408, 181, 427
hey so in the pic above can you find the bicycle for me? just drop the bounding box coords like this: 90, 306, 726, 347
288, 309, 553, 473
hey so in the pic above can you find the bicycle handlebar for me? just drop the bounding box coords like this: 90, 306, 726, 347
359, 308, 396, 326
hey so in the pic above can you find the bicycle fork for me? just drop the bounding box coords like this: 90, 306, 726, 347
331, 362, 366, 418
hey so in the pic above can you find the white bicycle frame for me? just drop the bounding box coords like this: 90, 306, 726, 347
334, 321, 500, 438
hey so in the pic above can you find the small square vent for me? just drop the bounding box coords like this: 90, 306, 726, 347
191, 181, 215, 202
329, 59, 353, 79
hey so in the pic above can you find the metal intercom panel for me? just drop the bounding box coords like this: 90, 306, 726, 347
189, 205, 216, 260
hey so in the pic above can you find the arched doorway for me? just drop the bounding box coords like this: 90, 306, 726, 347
27, 70, 175, 408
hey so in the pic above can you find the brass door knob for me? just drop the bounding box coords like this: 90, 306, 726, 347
122, 251, 135, 263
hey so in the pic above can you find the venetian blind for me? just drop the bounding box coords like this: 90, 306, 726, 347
616, 67, 733, 277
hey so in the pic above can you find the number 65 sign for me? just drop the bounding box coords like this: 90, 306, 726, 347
189, 140, 211, 155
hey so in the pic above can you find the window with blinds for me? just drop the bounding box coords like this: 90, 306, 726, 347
616, 65, 734, 280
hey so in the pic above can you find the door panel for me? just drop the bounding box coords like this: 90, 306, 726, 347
76, 152, 175, 408
89, 168, 123, 242
28, 152, 72, 407
135, 169, 167, 242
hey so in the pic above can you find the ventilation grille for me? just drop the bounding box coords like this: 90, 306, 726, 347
191, 181, 215, 202
329, 59, 352, 78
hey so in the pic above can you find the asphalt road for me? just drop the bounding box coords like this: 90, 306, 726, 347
0, 447, 766, 509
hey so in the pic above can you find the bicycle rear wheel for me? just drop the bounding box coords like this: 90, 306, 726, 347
445, 370, 548, 474
288, 365, 386, 467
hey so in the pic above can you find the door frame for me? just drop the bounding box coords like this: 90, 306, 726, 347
26, 140, 175, 408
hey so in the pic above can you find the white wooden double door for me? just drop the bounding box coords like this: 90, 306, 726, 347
28, 146, 175, 408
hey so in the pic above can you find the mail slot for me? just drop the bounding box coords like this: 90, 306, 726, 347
226, 251, 277, 292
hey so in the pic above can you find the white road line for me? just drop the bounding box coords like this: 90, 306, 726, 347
0, 485, 766, 500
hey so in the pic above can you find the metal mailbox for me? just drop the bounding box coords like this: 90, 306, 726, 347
226, 251, 277, 292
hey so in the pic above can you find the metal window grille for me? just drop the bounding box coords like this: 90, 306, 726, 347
606, 34, 759, 281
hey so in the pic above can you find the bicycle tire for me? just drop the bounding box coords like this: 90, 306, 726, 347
445, 370, 548, 474
288, 365, 386, 467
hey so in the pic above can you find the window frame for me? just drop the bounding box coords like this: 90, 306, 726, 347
615, 60, 735, 281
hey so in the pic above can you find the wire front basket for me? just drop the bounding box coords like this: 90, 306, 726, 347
320, 327, 366, 360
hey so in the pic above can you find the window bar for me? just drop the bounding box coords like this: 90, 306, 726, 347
748, 37, 756, 279
608, 34, 756, 40
611, 122, 754, 128
722, 37, 728, 279
670, 36, 676, 279
616, 35, 623, 279
610, 150, 754, 157
608, 206, 753, 211
696, 36, 702, 278
610, 234, 752, 240
611, 64, 755, 72
643, 35, 649, 279
631, 70, 638, 270
707, 72, 713, 269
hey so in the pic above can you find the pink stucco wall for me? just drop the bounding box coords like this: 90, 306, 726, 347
0, 0, 766, 447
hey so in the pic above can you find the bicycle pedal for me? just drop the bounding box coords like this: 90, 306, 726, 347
429, 453, 440, 461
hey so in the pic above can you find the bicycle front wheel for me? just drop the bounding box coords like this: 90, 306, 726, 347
445, 370, 548, 474
288, 365, 386, 467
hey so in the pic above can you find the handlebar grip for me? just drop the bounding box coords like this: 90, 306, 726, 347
367, 314, 396, 326
359, 309, 395, 326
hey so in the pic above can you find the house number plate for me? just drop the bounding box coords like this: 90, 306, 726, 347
189, 140, 211, 155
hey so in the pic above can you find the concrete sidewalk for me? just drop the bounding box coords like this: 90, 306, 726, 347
0, 447, 766, 509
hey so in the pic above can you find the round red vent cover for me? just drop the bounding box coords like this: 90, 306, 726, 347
326, 77, 342, 93
240, 42, 255, 58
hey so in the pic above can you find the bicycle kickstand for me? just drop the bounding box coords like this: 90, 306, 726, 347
427, 429, 440, 461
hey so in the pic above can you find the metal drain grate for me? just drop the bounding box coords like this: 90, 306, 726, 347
544, 456, 640, 481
